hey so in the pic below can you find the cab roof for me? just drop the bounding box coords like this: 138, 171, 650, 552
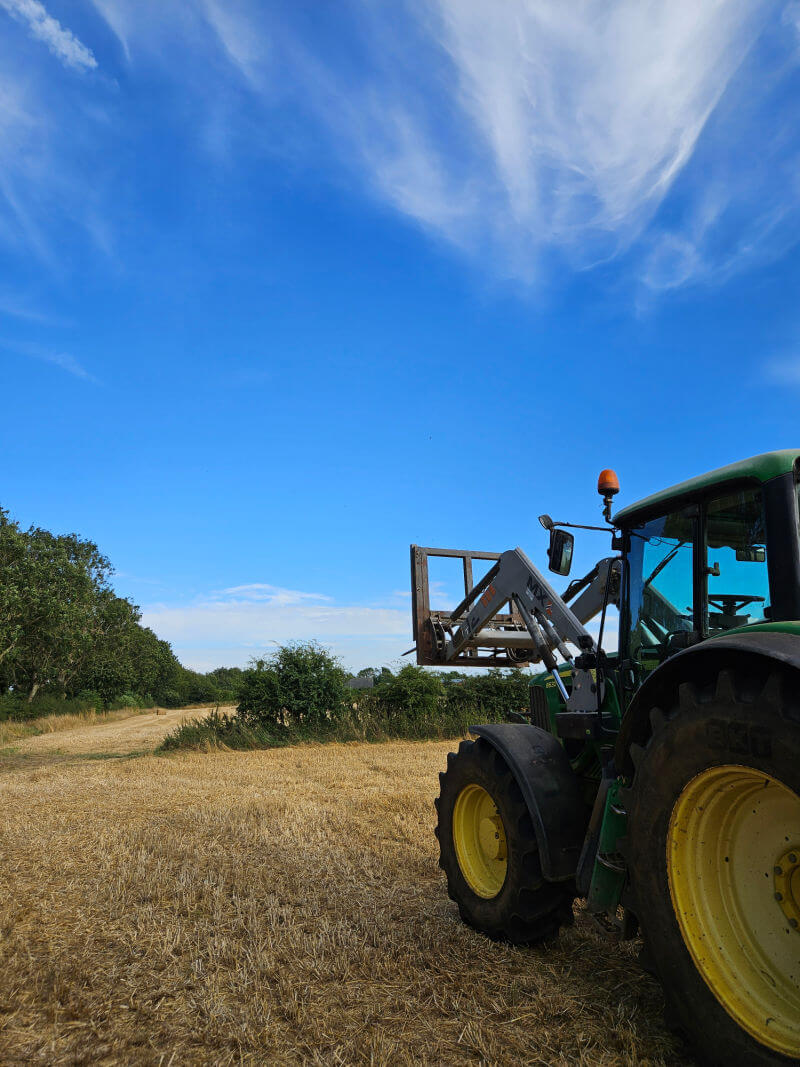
612, 450, 800, 527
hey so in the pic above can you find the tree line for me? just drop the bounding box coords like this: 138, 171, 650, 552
0, 506, 244, 717
0, 505, 534, 730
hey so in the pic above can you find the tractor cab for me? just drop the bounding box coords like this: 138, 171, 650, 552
612, 450, 800, 688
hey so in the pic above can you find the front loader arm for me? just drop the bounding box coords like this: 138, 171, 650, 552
410, 544, 614, 713
448, 548, 592, 659
564, 557, 621, 627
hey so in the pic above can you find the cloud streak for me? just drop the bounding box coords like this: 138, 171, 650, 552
363, 1, 763, 270
99, 0, 798, 287
3, 339, 96, 381
6, 0, 800, 291
141, 584, 411, 672
329, 0, 793, 284
212, 583, 332, 605
0, 0, 97, 71
765, 355, 800, 386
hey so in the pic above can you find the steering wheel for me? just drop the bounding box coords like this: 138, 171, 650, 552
708, 593, 765, 616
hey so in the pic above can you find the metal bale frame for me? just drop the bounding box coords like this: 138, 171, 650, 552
410, 545, 534, 667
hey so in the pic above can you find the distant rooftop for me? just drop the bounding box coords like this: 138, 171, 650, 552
346, 676, 375, 689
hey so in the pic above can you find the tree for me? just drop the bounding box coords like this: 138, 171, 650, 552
355, 665, 393, 684
0, 522, 114, 701
208, 666, 245, 701
74, 594, 143, 702
78, 612, 183, 705
0, 508, 32, 677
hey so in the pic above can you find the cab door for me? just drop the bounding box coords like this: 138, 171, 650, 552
624, 506, 698, 684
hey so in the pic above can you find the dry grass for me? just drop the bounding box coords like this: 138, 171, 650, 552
0, 718, 694, 1065
0, 706, 155, 748
7, 705, 229, 759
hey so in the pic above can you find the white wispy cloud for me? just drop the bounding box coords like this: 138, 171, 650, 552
784, 0, 800, 44
199, 0, 265, 88
212, 583, 332, 605
395, 1, 760, 269
6, 0, 800, 291
765, 355, 800, 385
3, 338, 96, 381
0, 0, 97, 72
141, 584, 411, 673
86, 0, 798, 288
0, 292, 69, 325
0, 54, 115, 268
336, 0, 800, 285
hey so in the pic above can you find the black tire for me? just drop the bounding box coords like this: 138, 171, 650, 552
435, 737, 574, 944
626, 667, 800, 1067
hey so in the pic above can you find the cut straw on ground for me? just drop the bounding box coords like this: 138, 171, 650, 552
0, 712, 694, 1065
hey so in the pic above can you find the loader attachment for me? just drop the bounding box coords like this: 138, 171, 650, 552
410, 545, 540, 667
410, 543, 609, 695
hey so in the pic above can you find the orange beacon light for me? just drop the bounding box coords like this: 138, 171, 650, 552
597, 469, 620, 522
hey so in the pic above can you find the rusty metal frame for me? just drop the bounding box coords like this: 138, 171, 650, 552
410, 545, 532, 667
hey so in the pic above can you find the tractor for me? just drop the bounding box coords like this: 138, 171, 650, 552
410, 450, 800, 1066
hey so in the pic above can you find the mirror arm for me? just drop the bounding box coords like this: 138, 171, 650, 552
550, 520, 616, 533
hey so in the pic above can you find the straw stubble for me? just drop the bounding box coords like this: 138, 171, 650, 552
0, 728, 691, 1064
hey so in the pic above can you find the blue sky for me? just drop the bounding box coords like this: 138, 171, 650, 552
2, 0, 800, 672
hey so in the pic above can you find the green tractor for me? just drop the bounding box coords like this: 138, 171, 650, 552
410, 450, 800, 1065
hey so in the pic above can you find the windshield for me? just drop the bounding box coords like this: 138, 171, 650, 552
626, 509, 695, 671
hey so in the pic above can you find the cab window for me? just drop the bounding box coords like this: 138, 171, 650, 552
627, 508, 695, 672
705, 488, 770, 632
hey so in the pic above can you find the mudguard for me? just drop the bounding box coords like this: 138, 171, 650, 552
470, 723, 588, 882
615, 629, 800, 774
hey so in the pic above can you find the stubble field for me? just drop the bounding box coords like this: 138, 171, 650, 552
0, 710, 691, 1065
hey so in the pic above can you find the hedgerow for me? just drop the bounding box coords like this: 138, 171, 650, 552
159, 644, 533, 752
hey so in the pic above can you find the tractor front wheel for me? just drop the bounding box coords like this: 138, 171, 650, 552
435, 737, 574, 944
627, 669, 800, 1066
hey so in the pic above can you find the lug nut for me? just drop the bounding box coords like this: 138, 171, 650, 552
775, 892, 784, 901
774, 866, 783, 876
789, 853, 797, 864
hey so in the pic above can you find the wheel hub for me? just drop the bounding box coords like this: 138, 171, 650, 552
452, 784, 508, 899
478, 814, 506, 862
774, 847, 800, 931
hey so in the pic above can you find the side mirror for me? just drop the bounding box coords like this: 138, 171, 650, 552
547, 528, 574, 576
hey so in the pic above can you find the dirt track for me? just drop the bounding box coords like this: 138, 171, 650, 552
13, 704, 234, 758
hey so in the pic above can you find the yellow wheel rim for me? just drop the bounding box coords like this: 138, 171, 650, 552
452, 784, 508, 898
668, 765, 800, 1056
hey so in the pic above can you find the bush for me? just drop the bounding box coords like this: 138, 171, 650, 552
358, 665, 445, 735
105, 692, 153, 711
0, 689, 160, 722
349, 667, 526, 741
442, 670, 531, 722
159, 708, 257, 751
237, 642, 347, 733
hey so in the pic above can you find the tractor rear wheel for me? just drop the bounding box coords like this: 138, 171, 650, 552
626, 668, 800, 1066
435, 737, 574, 944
